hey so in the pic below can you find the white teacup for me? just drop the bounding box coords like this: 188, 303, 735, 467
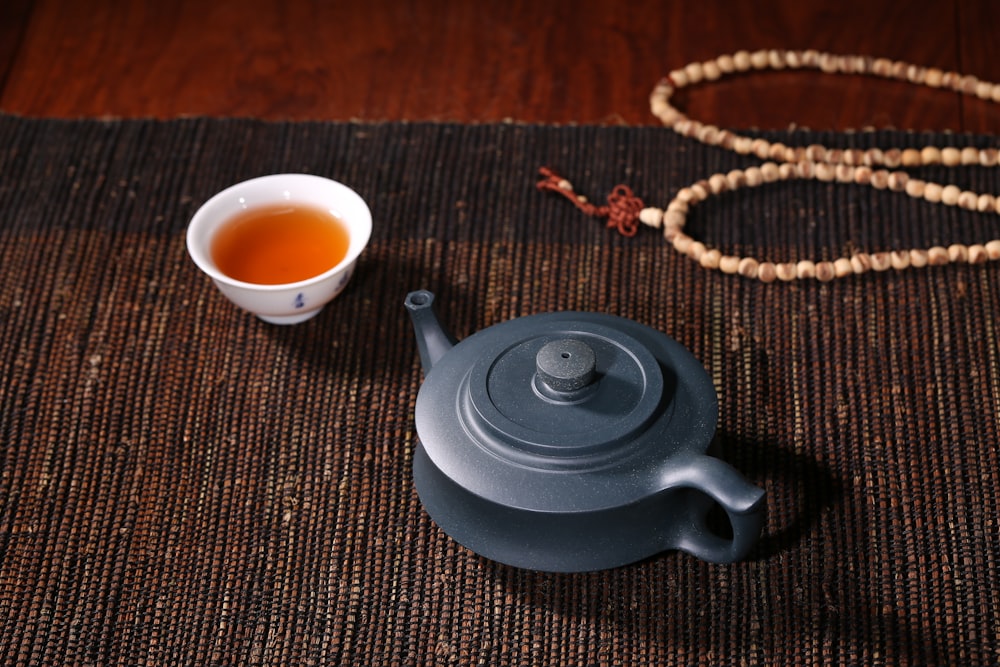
186, 173, 372, 324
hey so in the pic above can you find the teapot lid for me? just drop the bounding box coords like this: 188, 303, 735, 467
413, 309, 718, 511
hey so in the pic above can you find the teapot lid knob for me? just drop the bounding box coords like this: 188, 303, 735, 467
535, 339, 597, 393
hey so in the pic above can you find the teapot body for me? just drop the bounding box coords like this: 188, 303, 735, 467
405, 291, 765, 572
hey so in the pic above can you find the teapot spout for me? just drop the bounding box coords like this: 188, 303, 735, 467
405, 290, 457, 374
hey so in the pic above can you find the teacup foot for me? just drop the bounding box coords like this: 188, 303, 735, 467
257, 308, 323, 325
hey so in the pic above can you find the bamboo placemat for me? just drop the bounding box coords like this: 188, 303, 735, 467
0, 114, 998, 665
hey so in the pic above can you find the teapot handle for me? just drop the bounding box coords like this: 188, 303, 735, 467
662, 455, 766, 563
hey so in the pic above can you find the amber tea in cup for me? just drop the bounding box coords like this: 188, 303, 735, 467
210, 203, 351, 285
186, 173, 372, 325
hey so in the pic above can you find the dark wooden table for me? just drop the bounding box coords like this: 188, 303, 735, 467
4, 0, 1000, 133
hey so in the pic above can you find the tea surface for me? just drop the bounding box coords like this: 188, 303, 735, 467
211, 203, 350, 284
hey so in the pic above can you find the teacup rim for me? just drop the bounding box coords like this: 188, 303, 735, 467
186, 173, 372, 292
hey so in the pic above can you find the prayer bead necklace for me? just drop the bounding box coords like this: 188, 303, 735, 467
538, 50, 1000, 282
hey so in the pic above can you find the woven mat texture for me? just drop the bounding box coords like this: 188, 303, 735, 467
1, 114, 998, 666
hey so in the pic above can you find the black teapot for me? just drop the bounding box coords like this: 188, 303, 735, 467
405, 290, 765, 572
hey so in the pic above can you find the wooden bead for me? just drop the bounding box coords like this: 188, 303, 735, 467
872, 58, 893, 76
768, 142, 788, 161
850, 253, 872, 274
923, 182, 943, 203
719, 255, 741, 274
887, 171, 909, 191
952, 74, 989, 97
890, 251, 911, 270
957, 191, 978, 210
737, 257, 759, 279
864, 148, 885, 166
673, 234, 693, 254
901, 148, 922, 166
700, 248, 722, 269
843, 149, 865, 165
961, 147, 980, 165
650, 97, 671, 118
986, 240, 1000, 260
805, 144, 827, 161
676, 187, 696, 204
796, 260, 817, 280
750, 50, 770, 69
707, 173, 728, 194
693, 123, 713, 143
690, 182, 709, 201
726, 169, 747, 189
733, 137, 754, 154
941, 147, 961, 166
760, 163, 781, 182
697, 124, 722, 144
702, 60, 721, 81
687, 241, 707, 261
834, 258, 854, 278
716, 54, 736, 73
928, 246, 950, 265
732, 50, 752, 72
664, 210, 686, 228
819, 52, 839, 73
904, 178, 925, 197
815, 163, 836, 182
639, 207, 664, 228
940, 184, 960, 206
757, 262, 778, 283
947, 244, 968, 263
910, 250, 929, 268
921, 146, 942, 164
871, 252, 892, 271
968, 245, 988, 264
751, 138, 771, 159
890, 60, 909, 80
907, 65, 927, 84
870, 170, 889, 189
815, 261, 836, 282
657, 106, 684, 125
776, 263, 797, 281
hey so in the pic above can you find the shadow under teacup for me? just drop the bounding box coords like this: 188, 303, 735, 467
186, 173, 372, 325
